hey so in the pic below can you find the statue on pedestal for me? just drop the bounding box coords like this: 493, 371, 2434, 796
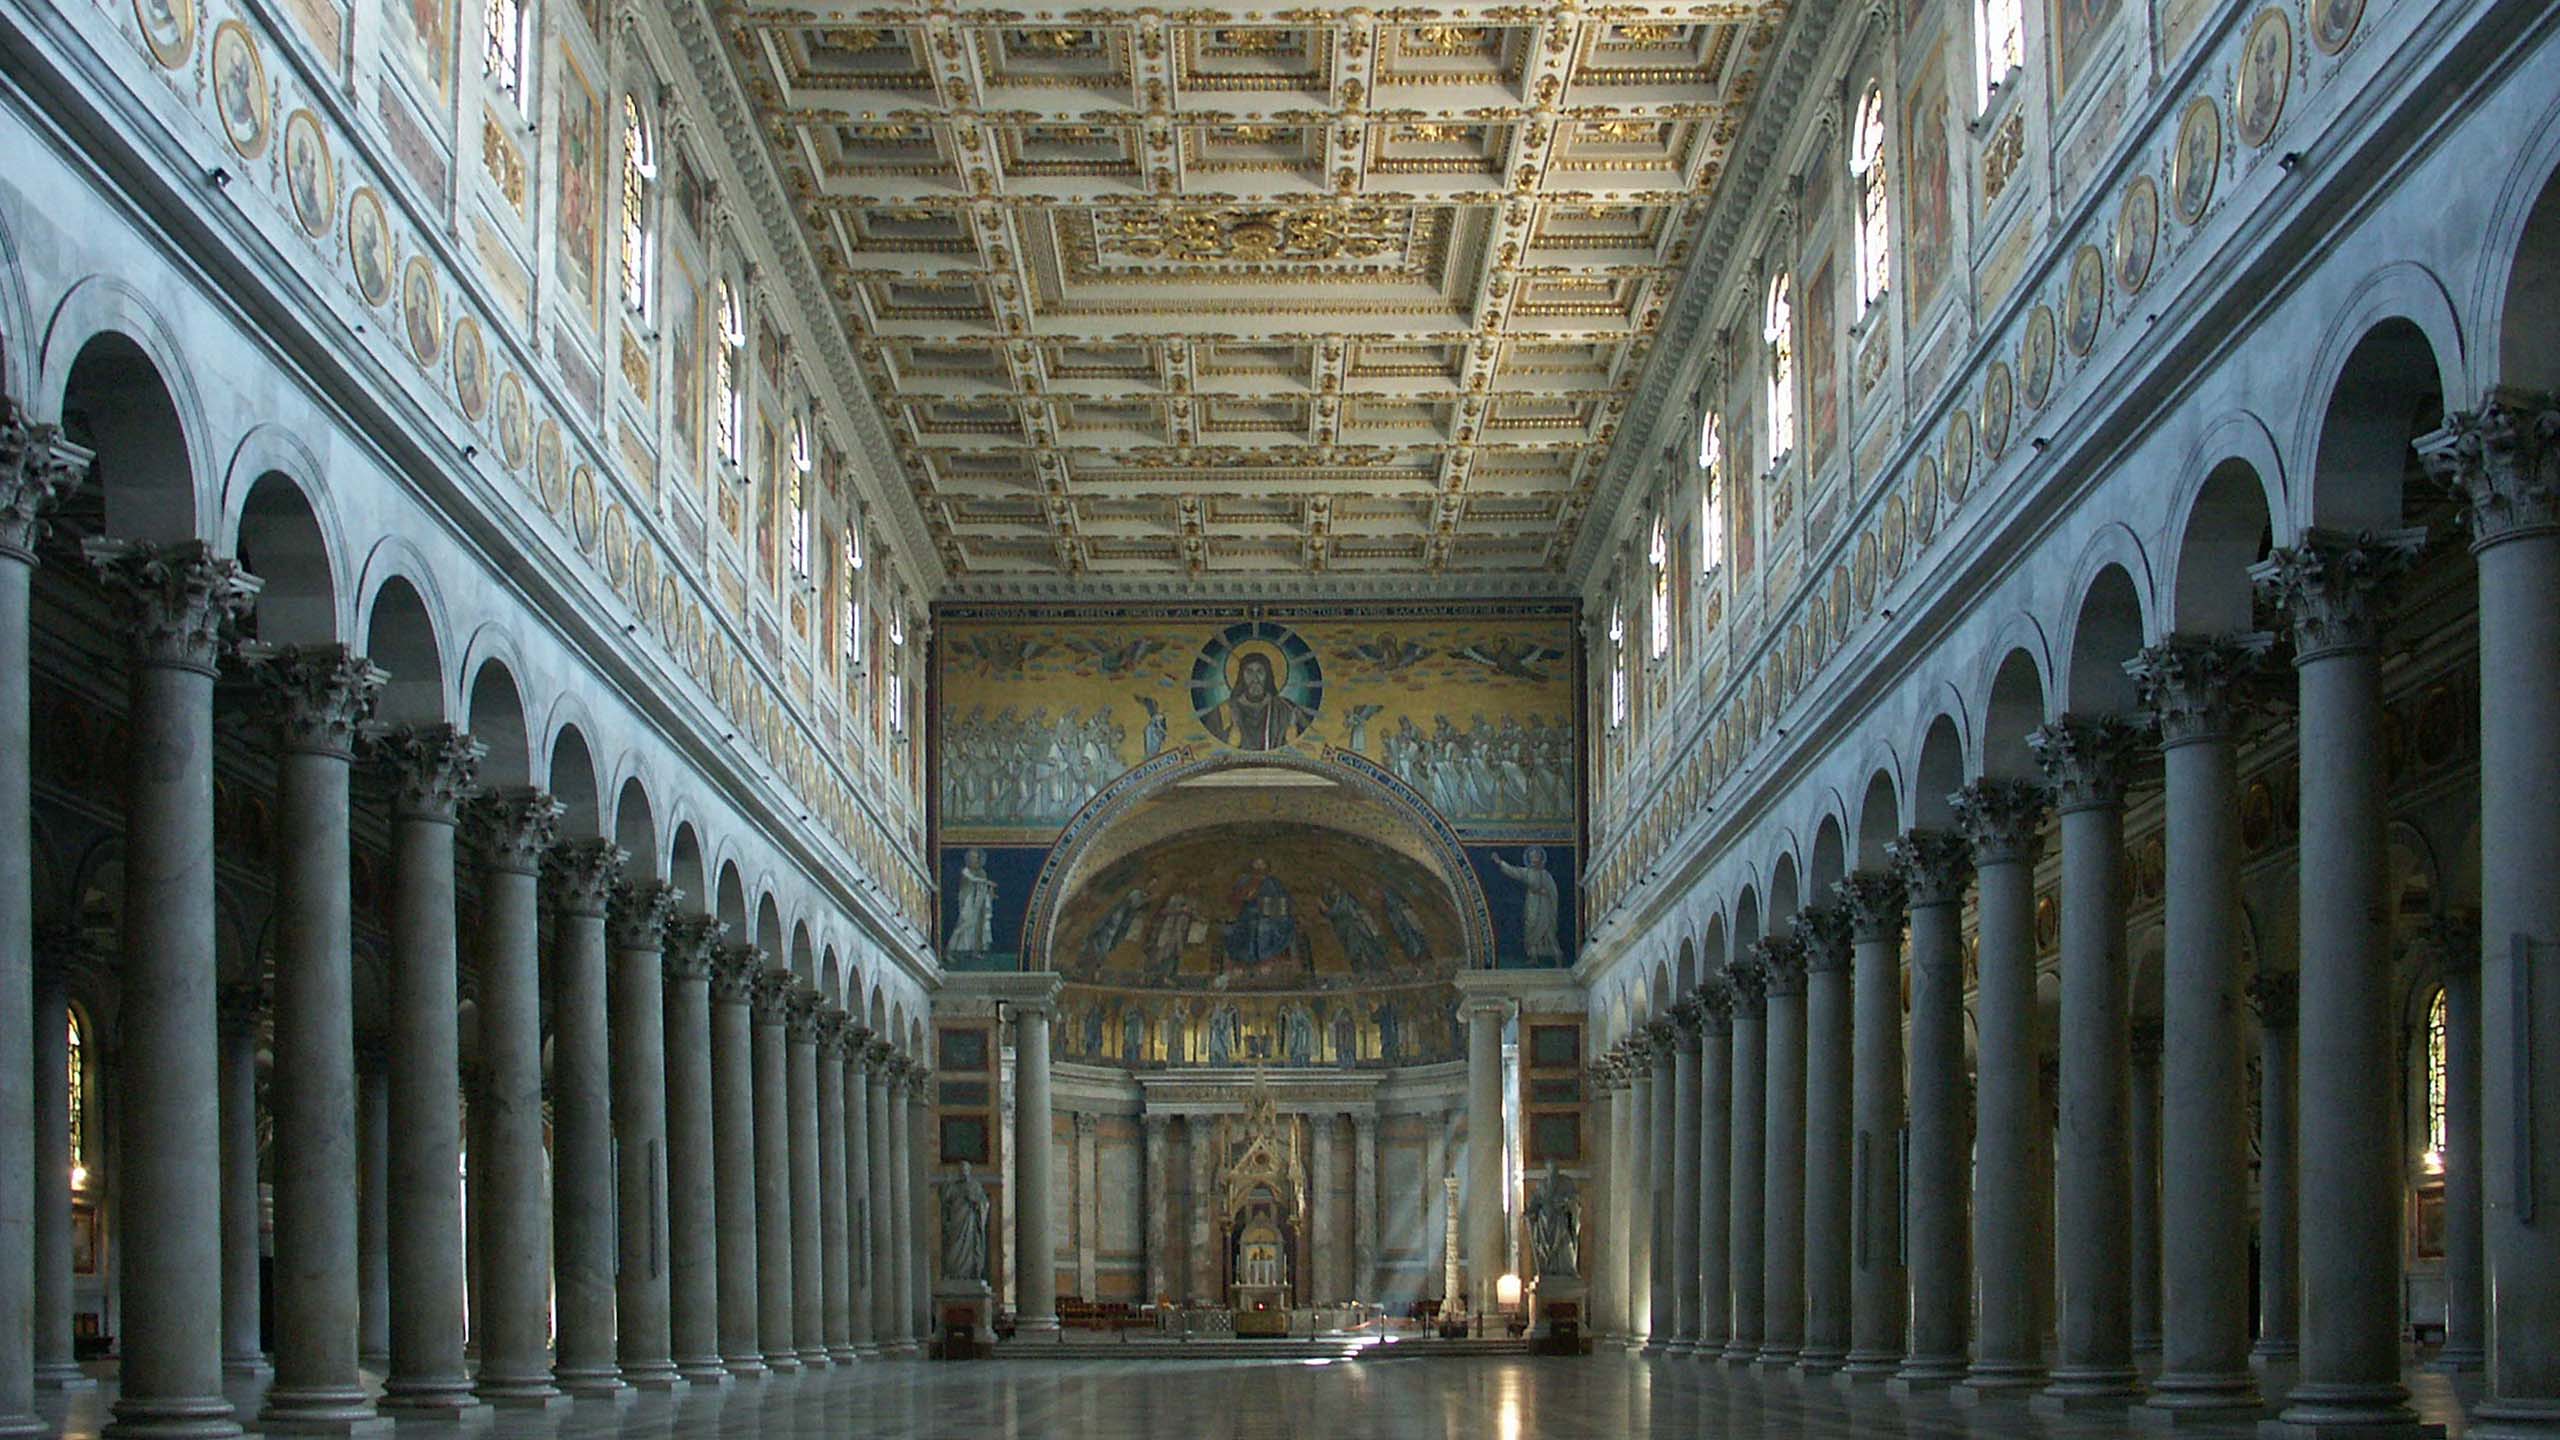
935, 1161, 991, 1282
1525, 1159, 1581, 1280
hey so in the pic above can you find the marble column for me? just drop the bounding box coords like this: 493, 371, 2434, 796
1759, 936, 1807, 1369
842, 1028, 877, 1358
1697, 982, 1734, 1360
0, 406, 85, 1437
2129, 1020, 2164, 1357
1951, 780, 2052, 1395
1838, 870, 1908, 1381
88, 538, 260, 1440
889, 1062, 921, 1348
1465, 996, 1509, 1317
218, 982, 270, 1381
2252, 529, 2431, 1437
750, 967, 801, 1370
1723, 960, 1768, 1364
658, 915, 727, 1384
608, 880, 683, 1389
1075, 1112, 1101, 1302
2420, 402, 2559, 1439
464, 788, 569, 1410
1353, 1113, 1380, 1304
1015, 1001, 1061, 1332
2249, 972, 2299, 1365
1142, 1114, 1173, 1304
357, 1043, 391, 1371
709, 944, 766, 1376
815, 1010, 854, 1363
29, 929, 94, 1391
2027, 715, 2145, 1410
245, 644, 390, 1435
1649, 1025, 1678, 1345
1667, 1000, 1705, 1351
1586, 1070, 1618, 1337
1188, 1112, 1217, 1307
1890, 830, 1974, 1389
864, 1044, 901, 1349
1311, 1113, 1340, 1301
785, 988, 827, 1366
2128, 635, 2266, 1416
1625, 1033, 1657, 1341
2426, 920, 2484, 1374
546, 839, 629, 1398
372, 726, 486, 1418
1605, 1056, 1634, 1340
909, 1075, 934, 1344
1799, 905, 1855, 1373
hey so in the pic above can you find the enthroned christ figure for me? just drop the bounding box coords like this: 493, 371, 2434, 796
1204, 651, 1310, 751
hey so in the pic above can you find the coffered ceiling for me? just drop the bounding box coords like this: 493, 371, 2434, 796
724, 1, 1788, 589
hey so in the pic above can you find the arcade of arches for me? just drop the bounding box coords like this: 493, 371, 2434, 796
0, 0, 2557, 1435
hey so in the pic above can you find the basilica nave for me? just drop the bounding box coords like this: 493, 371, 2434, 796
1, 0, 2558, 1432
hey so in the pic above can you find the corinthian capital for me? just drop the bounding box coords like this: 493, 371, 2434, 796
661, 913, 724, 982
245, 643, 386, 758
1887, 827, 1974, 907
2249, 526, 2425, 662
1668, 994, 1706, 1044
609, 878, 683, 951
0, 400, 92, 562
1758, 934, 1807, 998
751, 965, 798, 1022
464, 787, 564, 875
2028, 713, 2150, 812
1796, 903, 1853, 973
2125, 633, 2272, 746
2416, 394, 2560, 548
2246, 969, 2297, 1029
1834, 870, 1907, 941
371, 723, 485, 822
1949, 778, 2049, 865
1724, 955, 1769, 1017
543, 838, 628, 917
84, 538, 261, 674
710, 943, 764, 1002
784, 984, 824, 1042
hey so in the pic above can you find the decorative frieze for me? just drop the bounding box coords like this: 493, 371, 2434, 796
2248, 526, 2426, 662
83, 538, 261, 675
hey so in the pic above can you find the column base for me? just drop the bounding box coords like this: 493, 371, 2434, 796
1953, 1370, 2049, 1405
621, 1367, 691, 1394
360, 1351, 390, 1372
2138, 1400, 2269, 1429
221, 1356, 273, 1380
2467, 1397, 2560, 1440
1887, 1360, 1969, 1395
472, 1379, 572, 1412
1016, 1316, 1061, 1335
758, 1353, 801, 1373
2422, 1348, 2484, 1374
1837, 1352, 1902, 1383
1661, 1339, 1697, 1357
2258, 1422, 2443, 1440
256, 1409, 396, 1438
720, 1354, 768, 1378
1798, 1350, 1847, 1376
104, 1392, 251, 1439
1718, 1343, 1759, 1365
260, 1385, 393, 1437
2031, 1371, 2144, 1416
38, 1361, 100, 1390
826, 1345, 860, 1364
0, 1413, 48, 1440
554, 1367, 632, 1400
2257, 1385, 2440, 1440
2142, 1373, 2266, 1424
2253, 1341, 2300, 1365
796, 1347, 830, 1367
378, 1384, 496, 1426
1756, 1347, 1800, 1370
672, 1360, 733, 1386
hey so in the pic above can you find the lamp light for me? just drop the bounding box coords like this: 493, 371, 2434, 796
1494, 1272, 1523, 1311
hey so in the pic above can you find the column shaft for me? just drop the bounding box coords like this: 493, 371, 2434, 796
1189, 1116, 1217, 1306
816, 1018, 854, 1362
1608, 1073, 1634, 1339
1143, 1116, 1172, 1304
1669, 1017, 1704, 1349
30, 940, 93, 1390
92, 539, 258, 1440
709, 948, 765, 1375
864, 1049, 899, 1349
609, 884, 683, 1388
1311, 1115, 1339, 1301
358, 1059, 390, 1371
2130, 1029, 2163, 1355
375, 727, 482, 1416
660, 918, 726, 1383
1724, 965, 1767, 1363
786, 994, 827, 1365
1954, 781, 2050, 1393
1841, 874, 1907, 1379
887, 1071, 918, 1348
1646, 1042, 1676, 1346
466, 790, 567, 1409
1893, 831, 1974, 1388
219, 990, 268, 1379
1465, 1000, 1507, 1315
546, 842, 626, 1396
843, 1038, 876, 1357
1626, 1059, 1656, 1341
1015, 1007, 1061, 1331
1354, 1115, 1380, 1304
1760, 945, 1807, 1369
751, 971, 800, 1369
1699, 1000, 1734, 1358
2434, 940, 2484, 1373
2251, 977, 2299, 1365
1801, 911, 1854, 1373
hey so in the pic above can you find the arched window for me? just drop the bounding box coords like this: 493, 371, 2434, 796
714, 281, 743, 463
1607, 599, 1628, 729
1765, 270, 1796, 459
887, 607, 908, 732
840, 525, 862, 671
2424, 986, 2449, 1172
1978, 0, 2023, 107
1698, 412, 1725, 573
1647, 516, 1671, 660
619, 95, 656, 317
788, 417, 812, 576
66, 1007, 87, 1191
483, 0, 527, 102
1853, 85, 1891, 315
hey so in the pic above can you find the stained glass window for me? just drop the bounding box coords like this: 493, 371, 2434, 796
1854, 84, 1891, 314
619, 95, 655, 316
1765, 270, 1796, 459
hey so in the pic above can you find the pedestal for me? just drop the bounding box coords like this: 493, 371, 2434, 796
1531, 1277, 1589, 1355
930, 1282, 994, 1359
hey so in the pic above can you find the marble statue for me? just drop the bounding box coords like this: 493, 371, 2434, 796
1492, 847, 1563, 964
949, 846, 997, 956
1525, 1158, 1581, 1279
936, 1161, 991, 1282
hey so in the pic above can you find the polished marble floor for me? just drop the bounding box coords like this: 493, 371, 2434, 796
33, 1349, 2484, 1438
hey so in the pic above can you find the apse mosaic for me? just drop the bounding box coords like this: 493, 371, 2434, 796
934, 603, 1580, 983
